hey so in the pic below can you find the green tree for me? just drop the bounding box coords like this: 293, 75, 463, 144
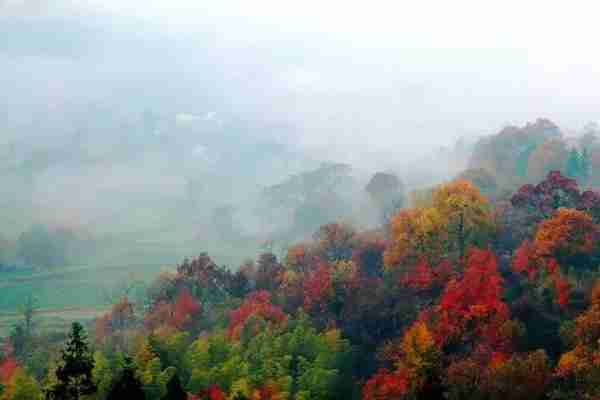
92, 352, 114, 400
46, 322, 96, 400
4, 370, 42, 400
106, 356, 145, 400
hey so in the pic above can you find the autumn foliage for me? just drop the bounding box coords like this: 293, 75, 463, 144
228, 291, 287, 340
435, 249, 509, 350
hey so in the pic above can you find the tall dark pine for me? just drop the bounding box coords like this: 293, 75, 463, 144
162, 373, 187, 400
107, 356, 145, 400
46, 322, 96, 400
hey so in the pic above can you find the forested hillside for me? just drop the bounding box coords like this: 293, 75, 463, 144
3, 120, 600, 399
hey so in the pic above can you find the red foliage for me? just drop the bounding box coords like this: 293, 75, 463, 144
553, 275, 571, 309
435, 249, 509, 348
228, 291, 287, 340
363, 368, 409, 400
303, 263, 333, 311
0, 356, 18, 383
144, 288, 202, 331
512, 240, 538, 280
173, 288, 202, 329
511, 171, 580, 218
402, 258, 454, 290
401, 259, 435, 290
196, 385, 227, 400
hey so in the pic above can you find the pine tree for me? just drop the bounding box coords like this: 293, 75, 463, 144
46, 322, 96, 400
162, 373, 187, 400
106, 356, 145, 400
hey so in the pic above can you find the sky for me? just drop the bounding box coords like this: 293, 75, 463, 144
1, 0, 599, 158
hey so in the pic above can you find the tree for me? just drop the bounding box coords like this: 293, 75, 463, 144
162, 374, 186, 400
533, 208, 597, 269
384, 208, 447, 268
365, 172, 405, 224
254, 253, 284, 292
555, 280, 600, 398
580, 147, 592, 183
511, 171, 581, 220
527, 139, 569, 181
362, 368, 409, 400
457, 168, 498, 197
228, 291, 287, 340
46, 322, 96, 400
565, 148, 582, 180
512, 208, 598, 308
2, 369, 42, 400
435, 249, 510, 351
106, 356, 145, 400
172, 288, 202, 331
313, 222, 356, 263
431, 179, 492, 261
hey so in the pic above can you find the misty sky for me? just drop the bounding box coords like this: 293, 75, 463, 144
1, 0, 599, 159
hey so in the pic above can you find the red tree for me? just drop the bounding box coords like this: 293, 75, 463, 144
173, 288, 202, 330
363, 368, 409, 400
228, 291, 287, 340
435, 249, 509, 350
303, 263, 333, 312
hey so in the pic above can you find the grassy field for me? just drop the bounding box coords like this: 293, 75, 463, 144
0, 233, 263, 335
0, 260, 171, 335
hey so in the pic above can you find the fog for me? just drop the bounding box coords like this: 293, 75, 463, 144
0, 0, 599, 268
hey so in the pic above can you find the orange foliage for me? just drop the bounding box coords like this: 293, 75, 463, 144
534, 208, 597, 262
285, 243, 315, 273
384, 208, 446, 268
513, 208, 597, 307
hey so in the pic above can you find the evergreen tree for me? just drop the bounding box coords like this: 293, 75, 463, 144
162, 373, 186, 400
566, 148, 582, 179
46, 322, 96, 400
107, 356, 145, 400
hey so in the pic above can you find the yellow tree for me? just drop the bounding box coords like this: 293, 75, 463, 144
432, 179, 492, 261
384, 207, 447, 268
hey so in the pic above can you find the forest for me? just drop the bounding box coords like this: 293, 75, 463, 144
2, 118, 600, 399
